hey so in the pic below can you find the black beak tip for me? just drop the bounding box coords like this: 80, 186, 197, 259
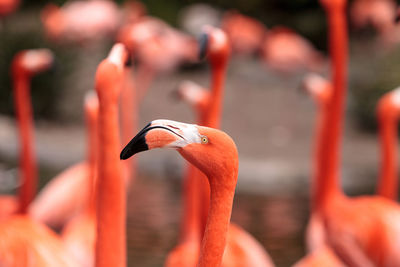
120, 148, 130, 160
120, 122, 152, 160
395, 14, 400, 23
198, 33, 209, 60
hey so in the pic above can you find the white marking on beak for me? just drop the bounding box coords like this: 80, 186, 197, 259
151, 119, 201, 148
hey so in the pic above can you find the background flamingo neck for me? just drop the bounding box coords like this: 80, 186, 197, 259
316, 6, 348, 208
13, 75, 37, 214
85, 113, 99, 216
198, 171, 237, 267
95, 103, 126, 267
207, 64, 227, 128
376, 116, 398, 200
120, 67, 137, 183
180, 165, 202, 243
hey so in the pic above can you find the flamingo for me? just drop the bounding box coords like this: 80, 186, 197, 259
375, 87, 400, 200
164, 26, 273, 267
117, 16, 197, 99
0, 0, 19, 17
0, 216, 79, 266
350, 0, 397, 45
120, 119, 252, 267
0, 49, 54, 221
301, 0, 400, 265
94, 43, 128, 267
41, 0, 120, 44
61, 91, 99, 267
220, 10, 267, 56
173, 81, 274, 267
260, 27, 325, 74
0, 49, 78, 267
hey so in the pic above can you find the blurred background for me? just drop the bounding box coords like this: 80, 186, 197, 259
1, 0, 400, 266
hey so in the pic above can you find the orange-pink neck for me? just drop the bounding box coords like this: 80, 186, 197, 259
376, 113, 398, 200
95, 86, 126, 267
316, 4, 348, 208
12, 73, 37, 214
120, 67, 138, 183
197, 167, 237, 267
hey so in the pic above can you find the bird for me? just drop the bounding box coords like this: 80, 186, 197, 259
117, 16, 197, 99
1, 49, 54, 221
121, 119, 262, 267
260, 26, 325, 74
375, 87, 400, 200
220, 10, 267, 56
0, 215, 79, 266
303, 0, 400, 265
61, 91, 99, 267
298, 73, 333, 252
94, 43, 129, 267
41, 0, 121, 44
164, 26, 274, 267
350, 0, 397, 46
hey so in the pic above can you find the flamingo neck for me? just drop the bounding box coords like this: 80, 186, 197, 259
316, 5, 348, 209
207, 63, 227, 128
198, 168, 237, 267
120, 67, 138, 183
376, 115, 398, 200
13, 74, 37, 214
198, 62, 228, 233
85, 113, 99, 216
95, 102, 126, 267
311, 104, 330, 209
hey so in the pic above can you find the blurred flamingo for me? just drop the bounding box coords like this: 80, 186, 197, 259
94, 43, 128, 267
375, 87, 400, 200
121, 119, 260, 267
165, 26, 274, 267
260, 27, 325, 74
0, 49, 54, 221
306, 0, 400, 265
0, 0, 19, 17
299, 73, 332, 252
0, 216, 79, 266
41, 0, 121, 44
117, 16, 197, 99
350, 0, 397, 45
221, 10, 267, 56
61, 91, 99, 267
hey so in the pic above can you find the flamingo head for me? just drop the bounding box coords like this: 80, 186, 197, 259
300, 73, 332, 107
12, 49, 54, 77
377, 87, 400, 120
175, 81, 210, 114
120, 119, 238, 178
199, 25, 231, 67
95, 43, 129, 103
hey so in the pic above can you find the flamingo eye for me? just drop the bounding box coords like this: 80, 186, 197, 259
201, 136, 208, 144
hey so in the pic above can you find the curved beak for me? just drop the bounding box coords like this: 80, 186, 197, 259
198, 33, 209, 60
120, 120, 200, 160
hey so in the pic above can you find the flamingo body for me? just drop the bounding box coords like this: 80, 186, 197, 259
29, 162, 90, 228
0, 196, 18, 220
0, 216, 78, 266
221, 11, 267, 55
62, 212, 96, 267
